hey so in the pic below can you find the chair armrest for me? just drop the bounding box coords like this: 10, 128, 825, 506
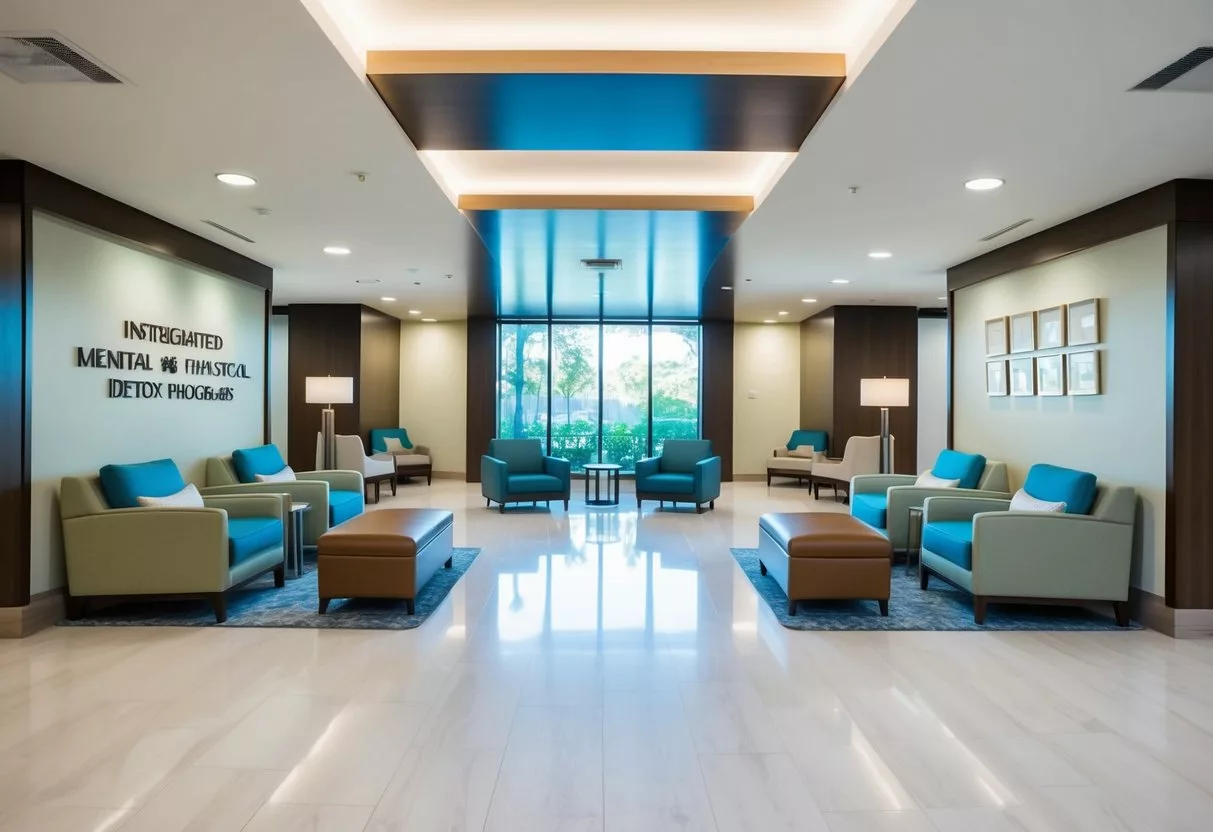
772, 448, 789, 458
200, 480, 330, 508
635, 456, 660, 481
203, 493, 288, 524
544, 456, 572, 487
922, 496, 1011, 524
970, 512, 1134, 599
298, 469, 364, 493
694, 456, 722, 501
852, 474, 916, 495
62, 508, 230, 595
410, 444, 431, 457
481, 455, 509, 501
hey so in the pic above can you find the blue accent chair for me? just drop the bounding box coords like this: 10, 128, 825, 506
920, 464, 1136, 625
635, 439, 722, 513
481, 439, 572, 513
851, 450, 1011, 551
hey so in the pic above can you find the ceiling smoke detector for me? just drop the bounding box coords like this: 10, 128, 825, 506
580, 258, 623, 271
0, 33, 122, 83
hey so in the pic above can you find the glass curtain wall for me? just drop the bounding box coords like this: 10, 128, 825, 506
498, 323, 700, 473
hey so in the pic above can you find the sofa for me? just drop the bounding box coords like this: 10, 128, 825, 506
810, 435, 886, 502
205, 444, 364, 545
370, 427, 432, 485
920, 463, 1135, 624
766, 429, 828, 487
61, 459, 287, 622
481, 439, 572, 512
851, 450, 1010, 552
635, 439, 721, 513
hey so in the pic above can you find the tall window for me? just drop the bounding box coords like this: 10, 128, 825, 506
497, 323, 700, 473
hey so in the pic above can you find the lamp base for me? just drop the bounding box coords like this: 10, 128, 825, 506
879, 407, 891, 474
320, 407, 336, 470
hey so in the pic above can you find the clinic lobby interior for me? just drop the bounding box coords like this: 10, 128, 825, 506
4, 1, 1213, 831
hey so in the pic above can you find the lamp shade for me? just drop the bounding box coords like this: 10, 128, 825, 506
860, 377, 909, 407
305, 376, 354, 405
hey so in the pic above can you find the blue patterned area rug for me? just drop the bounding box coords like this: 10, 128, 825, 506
57, 548, 479, 630
732, 548, 1139, 631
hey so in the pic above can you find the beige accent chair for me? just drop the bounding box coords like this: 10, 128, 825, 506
322, 434, 397, 503
810, 435, 888, 502
60, 476, 286, 623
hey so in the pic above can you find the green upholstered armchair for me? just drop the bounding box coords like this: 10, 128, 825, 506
635, 439, 721, 513
61, 460, 287, 623
203, 444, 364, 545
481, 439, 572, 512
851, 450, 1010, 551
919, 464, 1135, 625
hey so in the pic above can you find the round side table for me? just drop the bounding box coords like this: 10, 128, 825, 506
583, 463, 622, 506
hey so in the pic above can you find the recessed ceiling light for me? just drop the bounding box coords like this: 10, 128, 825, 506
421, 318, 437, 323
868, 251, 892, 259
965, 177, 1004, 191
721, 286, 733, 291
380, 297, 396, 302
937, 296, 947, 301
802, 298, 817, 303
763, 320, 776, 324
216, 172, 256, 187
323, 245, 351, 255
831, 279, 850, 284
408, 309, 421, 315
778, 311, 788, 316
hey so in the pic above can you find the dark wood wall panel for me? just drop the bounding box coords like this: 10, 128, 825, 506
701, 321, 734, 481
799, 310, 835, 452
465, 317, 497, 482
358, 308, 402, 439
1167, 220, 1213, 609
831, 306, 918, 474
287, 305, 363, 471
0, 200, 30, 607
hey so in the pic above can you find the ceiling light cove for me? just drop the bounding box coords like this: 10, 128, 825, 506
763, 319, 776, 324
868, 251, 892, 259
831, 278, 850, 284
965, 177, 1005, 191
408, 309, 421, 315
324, 245, 351, 255
421, 317, 437, 322
778, 310, 788, 316
802, 298, 817, 303
216, 172, 256, 187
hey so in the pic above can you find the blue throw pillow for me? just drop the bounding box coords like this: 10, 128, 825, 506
232, 445, 288, 483
99, 459, 187, 509
932, 450, 987, 490
1024, 464, 1098, 515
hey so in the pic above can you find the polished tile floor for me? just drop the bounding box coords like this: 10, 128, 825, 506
3, 481, 1213, 831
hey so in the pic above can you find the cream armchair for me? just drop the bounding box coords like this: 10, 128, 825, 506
810, 435, 887, 503
766, 429, 828, 487
322, 434, 397, 503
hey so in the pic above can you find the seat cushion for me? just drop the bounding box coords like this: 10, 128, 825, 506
767, 456, 813, 472
851, 493, 888, 531
99, 459, 187, 509
231, 444, 289, 484
922, 521, 974, 571
640, 472, 695, 494
329, 490, 364, 526
228, 517, 283, 566
786, 430, 828, 453
759, 513, 890, 559
370, 428, 412, 453
488, 439, 545, 474
392, 454, 431, 466
507, 473, 565, 494
319, 508, 453, 557
932, 450, 987, 490
660, 440, 711, 473
1024, 464, 1097, 515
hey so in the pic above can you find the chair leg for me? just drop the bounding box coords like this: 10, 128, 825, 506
391, 476, 397, 496
499, 504, 505, 514
65, 593, 87, 620
563, 499, 569, 510
274, 563, 285, 588
637, 498, 643, 509
879, 599, 889, 617
444, 556, 453, 569
973, 595, 988, 625
406, 598, 416, 615
710, 500, 715, 510
759, 561, 767, 576
766, 473, 772, 487
1112, 600, 1130, 627
787, 599, 797, 616
319, 597, 331, 615
920, 568, 929, 590
696, 504, 705, 514
210, 592, 228, 624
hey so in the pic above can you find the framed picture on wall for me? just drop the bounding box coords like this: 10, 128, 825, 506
1010, 357, 1035, 396
986, 360, 1008, 396
1037, 354, 1065, 396
1010, 311, 1036, 353
1067, 350, 1100, 395
985, 317, 1009, 356
1037, 305, 1066, 349
1067, 298, 1100, 345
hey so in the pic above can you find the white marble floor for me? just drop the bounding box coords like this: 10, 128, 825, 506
3, 481, 1213, 832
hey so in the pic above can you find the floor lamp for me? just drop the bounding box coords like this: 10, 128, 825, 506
305, 376, 354, 470
860, 377, 909, 474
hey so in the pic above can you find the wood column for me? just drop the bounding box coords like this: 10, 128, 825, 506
0, 191, 31, 607
701, 321, 734, 481
465, 317, 497, 482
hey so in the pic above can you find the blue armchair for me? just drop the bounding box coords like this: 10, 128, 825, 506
635, 439, 721, 513
920, 464, 1136, 625
481, 439, 571, 513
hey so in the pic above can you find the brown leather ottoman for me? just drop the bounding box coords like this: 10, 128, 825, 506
758, 513, 892, 616
317, 509, 454, 615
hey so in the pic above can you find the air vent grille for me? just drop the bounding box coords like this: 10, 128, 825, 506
202, 220, 255, 244
581, 258, 622, 270
0, 33, 122, 84
1132, 46, 1213, 90
980, 218, 1033, 243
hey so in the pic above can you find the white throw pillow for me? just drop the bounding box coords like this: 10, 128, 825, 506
788, 445, 816, 458
383, 436, 406, 453
255, 466, 297, 483
916, 472, 960, 488
1009, 488, 1066, 513
137, 483, 204, 508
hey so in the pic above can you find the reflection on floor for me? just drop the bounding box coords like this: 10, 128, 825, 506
1, 480, 1211, 832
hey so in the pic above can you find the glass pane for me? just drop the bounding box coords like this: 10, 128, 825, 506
550, 324, 599, 471
651, 325, 700, 454
498, 323, 549, 451
601, 324, 649, 471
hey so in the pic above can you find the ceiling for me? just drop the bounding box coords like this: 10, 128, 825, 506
1, 0, 1211, 323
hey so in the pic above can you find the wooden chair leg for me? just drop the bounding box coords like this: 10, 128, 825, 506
406, 598, 416, 615
210, 592, 228, 624
319, 597, 331, 614
1112, 600, 1130, 627
65, 593, 87, 620
759, 561, 767, 576
973, 595, 988, 624
920, 568, 929, 590
444, 556, 453, 569
274, 564, 285, 588
787, 600, 797, 616
390, 476, 397, 496
563, 499, 569, 509
878, 599, 889, 617
710, 500, 715, 510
